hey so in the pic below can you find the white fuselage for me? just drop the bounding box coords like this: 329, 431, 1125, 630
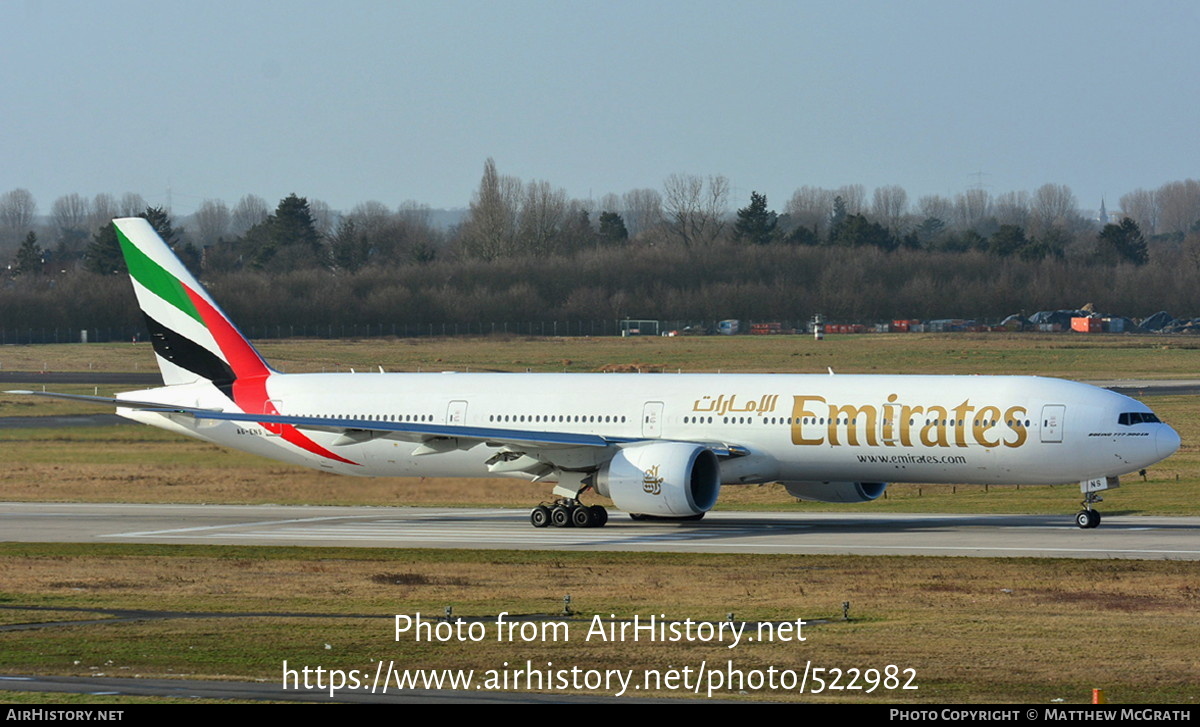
119, 371, 1178, 488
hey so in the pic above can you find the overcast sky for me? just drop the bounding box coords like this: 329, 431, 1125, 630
3, 0, 1197, 217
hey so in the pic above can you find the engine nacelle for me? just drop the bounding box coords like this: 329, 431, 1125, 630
782, 481, 888, 503
594, 442, 721, 517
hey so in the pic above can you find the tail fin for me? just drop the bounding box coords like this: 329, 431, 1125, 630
114, 217, 271, 395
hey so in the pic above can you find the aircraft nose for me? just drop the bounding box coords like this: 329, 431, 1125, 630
1157, 426, 1181, 460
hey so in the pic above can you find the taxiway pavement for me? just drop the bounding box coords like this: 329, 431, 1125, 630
2, 502, 1197, 560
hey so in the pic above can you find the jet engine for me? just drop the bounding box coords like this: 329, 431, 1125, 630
782, 481, 888, 503
593, 442, 721, 517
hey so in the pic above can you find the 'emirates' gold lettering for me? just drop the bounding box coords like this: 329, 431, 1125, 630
789, 395, 1028, 449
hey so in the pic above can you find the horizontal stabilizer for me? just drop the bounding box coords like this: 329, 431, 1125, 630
5, 390, 222, 414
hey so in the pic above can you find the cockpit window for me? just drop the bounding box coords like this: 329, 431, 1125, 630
1118, 412, 1161, 426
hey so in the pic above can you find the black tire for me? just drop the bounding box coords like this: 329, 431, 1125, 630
572, 505, 595, 528
530, 505, 550, 528
1075, 510, 1092, 529
551, 505, 572, 527
589, 505, 608, 527
1087, 510, 1102, 529
629, 513, 647, 521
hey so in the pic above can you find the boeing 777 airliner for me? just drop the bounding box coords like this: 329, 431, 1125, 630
10, 218, 1181, 529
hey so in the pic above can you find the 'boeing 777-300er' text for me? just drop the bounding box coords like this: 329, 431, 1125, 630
10, 218, 1181, 529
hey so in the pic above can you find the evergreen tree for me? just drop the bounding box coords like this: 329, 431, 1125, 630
1096, 217, 1149, 265
142, 205, 181, 246
988, 225, 1028, 257
785, 224, 820, 246
597, 211, 629, 246
14, 231, 42, 275
828, 195, 848, 241
83, 223, 123, 274
733, 191, 778, 245
329, 218, 369, 272
830, 214, 897, 250
240, 194, 323, 270
558, 208, 595, 252
912, 217, 946, 249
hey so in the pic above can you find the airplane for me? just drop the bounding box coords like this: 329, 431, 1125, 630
8, 217, 1181, 530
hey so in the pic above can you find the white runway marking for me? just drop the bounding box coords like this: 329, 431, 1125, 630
111, 515, 384, 538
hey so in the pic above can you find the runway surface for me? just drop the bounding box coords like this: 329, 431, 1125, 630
2, 502, 1197, 559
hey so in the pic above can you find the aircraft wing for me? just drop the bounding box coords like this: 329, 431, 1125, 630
6, 389, 747, 457
192, 409, 630, 449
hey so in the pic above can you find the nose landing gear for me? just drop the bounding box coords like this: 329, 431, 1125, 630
1075, 491, 1103, 529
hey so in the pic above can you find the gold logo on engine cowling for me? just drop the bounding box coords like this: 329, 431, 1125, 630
642, 465, 663, 495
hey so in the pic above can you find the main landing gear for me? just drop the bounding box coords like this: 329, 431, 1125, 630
530, 499, 609, 529
1075, 491, 1103, 529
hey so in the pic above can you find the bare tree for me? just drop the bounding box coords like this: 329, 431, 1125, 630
870, 185, 908, 231
307, 198, 335, 238
50, 193, 92, 261
1156, 179, 1200, 237
349, 199, 439, 265
993, 191, 1031, 228
395, 200, 441, 263
458, 158, 522, 260
917, 194, 953, 223
836, 184, 866, 215
50, 193, 91, 233
786, 186, 836, 240
90, 193, 118, 231
1119, 188, 1159, 236
118, 192, 147, 217
953, 189, 992, 230
1032, 183, 1078, 231
663, 173, 728, 247
397, 200, 431, 227
598, 193, 621, 216
348, 201, 391, 232
192, 199, 231, 247
342, 200, 392, 260
0, 188, 37, 246
621, 188, 663, 240
231, 194, 269, 235
518, 180, 569, 255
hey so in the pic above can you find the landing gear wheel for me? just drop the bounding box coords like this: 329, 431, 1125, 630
550, 505, 573, 528
529, 497, 607, 529
572, 505, 595, 528
1077, 491, 1104, 529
